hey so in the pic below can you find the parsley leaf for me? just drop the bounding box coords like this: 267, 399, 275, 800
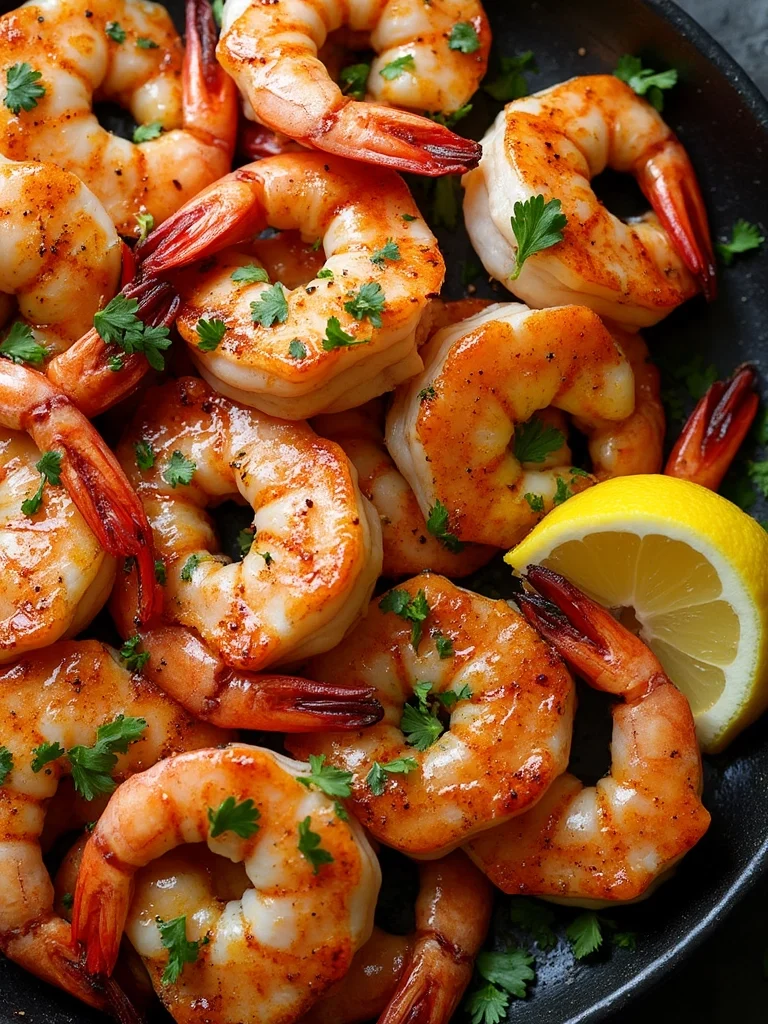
250, 282, 289, 327
93, 294, 172, 370
157, 915, 207, 985
68, 715, 147, 801
484, 51, 538, 102
163, 450, 196, 488
418, 385, 436, 402
344, 282, 386, 328
211, 0, 223, 27
400, 685, 444, 751
61, 892, 74, 911
133, 121, 163, 143
31, 741, 65, 773
507, 898, 557, 950
524, 492, 544, 513
380, 54, 416, 80
379, 587, 430, 650
748, 460, 768, 498
0, 746, 12, 784
614, 54, 678, 111
119, 634, 150, 672
21, 450, 62, 516
553, 477, 572, 506
426, 499, 463, 552
231, 264, 269, 284
135, 211, 154, 242
370, 239, 401, 268
613, 930, 637, 951
288, 339, 307, 359
434, 631, 454, 659
425, 104, 472, 128
448, 21, 480, 53
180, 553, 204, 581
237, 529, 254, 557
466, 982, 509, 1024
4, 62, 45, 114
135, 439, 155, 471
195, 318, 227, 352
154, 559, 167, 585
402, 213, 417, 222
323, 316, 370, 350
297, 816, 334, 874
436, 684, 472, 709
136, 36, 159, 49
105, 21, 126, 43
477, 949, 535, 999
514, 416, 565, 463
509, 195, 567, 280
317, 268, 334, 279
566, 911, 603, 959
716, 219, 765, 265
296, 754, 353, 799
207, 796, 261, 838
366, 756, 418, 796
432, 175, 460, 231
340, 62, 370, 101
0, 322, 46, 365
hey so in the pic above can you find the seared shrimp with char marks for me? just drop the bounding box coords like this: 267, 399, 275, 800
72, 744, 381, 1024
288, 573, 575, 857
463, 75, 716, 327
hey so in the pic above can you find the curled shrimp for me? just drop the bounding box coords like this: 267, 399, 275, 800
136, 152, 445, 419
302, 850, 493, 1024
0, 0, 236, 234
0, 359, 158, 624
72, 744, 381, 1024
465, 566, 711, 904
216, 0, 486, 175
463, 75, 716, 327
0, 639, 226, 1006
111, 376, 384, 731
313, 400, 495, 577
288, 573, 575, 857
0, 156, 121, 356
385, 302, 637, 549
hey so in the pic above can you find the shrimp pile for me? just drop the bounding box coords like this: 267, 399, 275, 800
0, 0, 761, 1019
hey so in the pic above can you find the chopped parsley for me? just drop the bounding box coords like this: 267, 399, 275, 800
524, 492, 545, 513
380, 54, 416, 80
614, 54, 678, 111
426, 499, 463, 552
207, 796, 261, 838
716, 220, 765, 265
566, 912, 603, 959
365, 756, 418, 796
119, 634, 150, 672
162, 450, 196, 488
448, 21, 481, 54
296, 754, 353, 799
379, 587, 430, 650
231, 264, 269, 284
0, 747, 12, 785
400, 682, 444, 751
250, 282, 289, 327
297, 816, 334, 874
31, 741, 65, 773
134, 439, 155, 471
509, 195, 567, 280
433, 631, 454, 659
133, 121, 163, 143
288, 339, 307, 359
370, 239, 401, 268
93, 293, 172, 371
513, 417, 565, 463
180, 553, 204, 581
21, 450, 62, 516
465, 948, 535, 1024
136, 37, 159, 49
425, 103, 472, 128
4, 62, 45, 114
195, 318, 227, 352
323, 317, 370, 350
343, 282, 386, 327
0, 322, 46, 366
135, 211, 154, 242
340, 62, 370, 101
553, 477, 572, 506
154, 559, 167, 585
484, 51, 538, 102
157, 915, 208, 985
105, 21, 126, 43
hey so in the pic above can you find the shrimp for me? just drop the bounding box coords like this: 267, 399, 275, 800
216, 0, 486, 176
465, 566, 711, 904
0, 0, 236, 234
463, 75, 716, 328
111, 376, 384, 732
0, 157, 121, 357
288, 573, 575, 858
313, 401, 495, 577
136, 152, 445, 419
0, 639, 227, 1007
71, 744, 382, 1024
0, 359, 158, 626
302, 851, 493, 1024
385, 302, 637, 550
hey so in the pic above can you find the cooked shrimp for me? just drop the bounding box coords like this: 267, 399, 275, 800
0, 157, 121, 356
303, 850, 493, 1024
0, 0, 236, 234
136, 152, 444, 419
72, 744, 381, 1024
465, 566, 711, 904
288, 573, 575, 857
111, 376, 384, 731
217, 0, 486, 175
385, 302, 636, 549
463, 75, 716, 327
0, 359, 158, 624
0, 639, 227, 1006
313, 401, 495, 577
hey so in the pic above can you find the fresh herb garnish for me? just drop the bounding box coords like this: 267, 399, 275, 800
509, 195, 567, 279
426, 499, 463, 552
207, 796, 261, 838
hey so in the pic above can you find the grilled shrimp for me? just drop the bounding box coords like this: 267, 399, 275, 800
217, 0, 486, 175
463, 75, 716, 327
0, 0, 236, 234
288, 573, 575, 857
136, 152, 445, 419
71, 744, 381, 1024
111, 376, 384, 732
313, 401, 495, 578
465, 566, 711, 904
0, 640, 226, 1006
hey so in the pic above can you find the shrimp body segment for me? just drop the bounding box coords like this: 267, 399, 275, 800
72, 744, 382, 1024
288, 574, 575, 857
112, 376, 384, 730
465, 566, 710, 904
386, 302, 636, 549
0, 0, 236, 233
0, 640, 226, 1006
217, 0, 486, 175
137, 153, 445, 419
463, 76, 716, 327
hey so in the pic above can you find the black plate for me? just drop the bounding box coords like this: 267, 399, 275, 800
1, 1, 768, 1022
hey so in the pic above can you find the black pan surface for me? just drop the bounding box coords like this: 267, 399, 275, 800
0, 0, 767, 1022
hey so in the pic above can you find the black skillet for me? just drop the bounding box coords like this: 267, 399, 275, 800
1, 0, 767, 1021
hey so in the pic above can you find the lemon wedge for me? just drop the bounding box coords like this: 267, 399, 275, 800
505, 475, 768, 752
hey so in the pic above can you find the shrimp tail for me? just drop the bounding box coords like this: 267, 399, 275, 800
665, 365, 759, 490
636, 139, 717, 301
239, 121, 302, 161
183, 0, 237, 157
71, 845, 130, 977
519, 565, 665, 699
104, 978, 145, 1024
377, 942, 472, 1024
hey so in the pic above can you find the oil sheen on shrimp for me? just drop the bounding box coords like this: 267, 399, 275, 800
0, 0, 236, 233
72, 744, 381, 1024
386, 302, 636, 549
217, 0, 487, 175
463, 75, 716, 327
465, 567, 711, 904
112, 376, 384, 732
136, 152, 445, 419
0, 639, 226, 1007
288, 573, 575, 857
